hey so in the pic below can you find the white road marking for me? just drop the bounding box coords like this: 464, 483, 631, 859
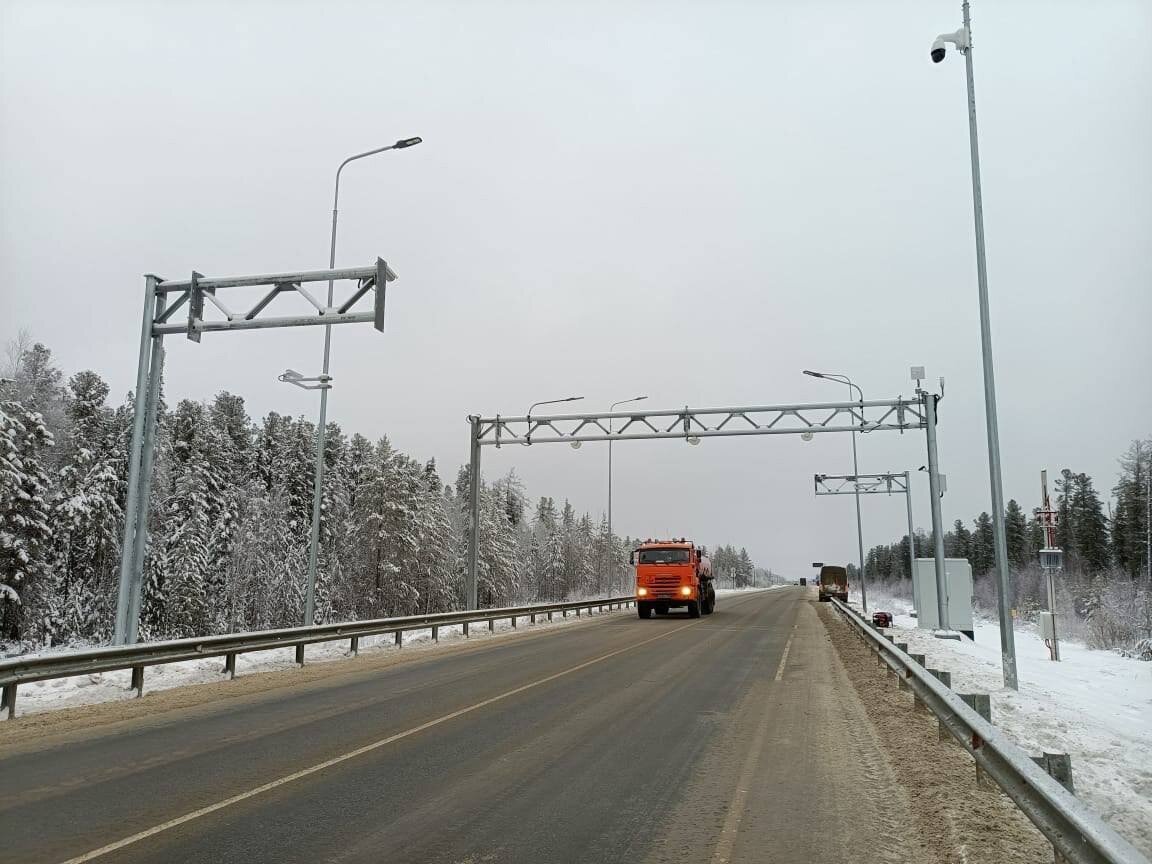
60, 621, 701, 864
774, 633, 794, 682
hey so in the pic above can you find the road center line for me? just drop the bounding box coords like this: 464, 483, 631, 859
59, 620, 702, 864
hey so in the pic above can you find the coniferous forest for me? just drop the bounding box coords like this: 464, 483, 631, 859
1, 338, 769, 650
849, 441, 1151, 653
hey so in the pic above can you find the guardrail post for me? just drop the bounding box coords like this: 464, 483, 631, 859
548, 611, 553, 622
130, 665, 145, 698
562, 610, 568, 618
576, 607, 581, 617
928, 670, 952, 740
395, 631, 403, 648
488, 619, 494, 632
350, 636, 359, 656
1032, 753, 1075, 795
224, 652, 237, 679
463, 622, 470, 638
510, 615, 517, 629
530, 613, 536, 624
958, 692, 993, 785
908, 653, 927, 710
895, 643, 910, 689
431, 625, 439, 643
2, 683, 15, 719
295, 644, 305, 666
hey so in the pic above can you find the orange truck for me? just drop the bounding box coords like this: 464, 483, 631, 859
631, 538, 716, 619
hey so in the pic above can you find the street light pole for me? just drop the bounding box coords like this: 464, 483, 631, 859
304, 137, 421, 626
608, 395, 647, 594
931, 2, 1017, 689
803, 370, 868, 613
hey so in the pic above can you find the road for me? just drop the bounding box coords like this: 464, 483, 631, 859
2, 588, 935, 863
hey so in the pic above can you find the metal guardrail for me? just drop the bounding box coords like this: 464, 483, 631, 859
830, 598, 1148, 864
0, 596, 635, 720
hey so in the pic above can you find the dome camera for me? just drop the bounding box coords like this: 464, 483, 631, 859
930, 27, 969, 63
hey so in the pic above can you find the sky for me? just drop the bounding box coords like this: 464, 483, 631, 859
2, 0, 1150, 577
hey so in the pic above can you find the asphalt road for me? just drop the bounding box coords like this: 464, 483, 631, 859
0, 588, 935, 864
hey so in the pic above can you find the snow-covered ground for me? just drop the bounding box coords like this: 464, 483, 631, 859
6, 588, 777, 719
855, 589, 1152, 856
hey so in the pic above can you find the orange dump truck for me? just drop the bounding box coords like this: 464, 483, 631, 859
631, 539, 716, 619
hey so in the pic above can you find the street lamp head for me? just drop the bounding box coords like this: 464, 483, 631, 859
802, 370, 824, 379
393, 137, 423, 149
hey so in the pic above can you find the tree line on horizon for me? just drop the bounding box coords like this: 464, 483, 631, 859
1, 337, 767, 649
846, 439, 1151, 651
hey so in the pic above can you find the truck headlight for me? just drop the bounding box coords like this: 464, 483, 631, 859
637, 587, 648, 597
680, 586, 692, 597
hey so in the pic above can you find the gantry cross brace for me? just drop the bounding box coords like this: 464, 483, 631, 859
114, 260, 398, 645
472, 397, 927, 447
814, 472, 911, 495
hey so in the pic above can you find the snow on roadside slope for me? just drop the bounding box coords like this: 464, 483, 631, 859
853, 590, 1152, 856
6, 588, 778, 719
8, 606, 624, 718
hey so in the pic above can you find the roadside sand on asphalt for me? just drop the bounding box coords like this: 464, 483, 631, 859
819, 602, 1051, 863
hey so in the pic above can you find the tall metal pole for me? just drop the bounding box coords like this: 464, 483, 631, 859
848, 384, 868, 614
960, 0, 1017, 688
123, 306, 166, 645
466, 417, 482, 609
923, 392, 949, 631
607, 430, 613, 592
304, 139, 419, 626
114, 276, 160, 644
904, 469, 916, 581
607, 395, 646, 595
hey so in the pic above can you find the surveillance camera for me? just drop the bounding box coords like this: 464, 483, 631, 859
931, 28, 969, 63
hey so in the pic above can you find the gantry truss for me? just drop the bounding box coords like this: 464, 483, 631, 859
472, 397, 927, 447
148, 259, 397, 339
814, 472, 911, 496
115, 259, 397, 645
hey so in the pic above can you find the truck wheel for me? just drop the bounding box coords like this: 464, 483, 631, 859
688, 600, 701, 619
638, 603, 652, 619
703, 594, 715, 615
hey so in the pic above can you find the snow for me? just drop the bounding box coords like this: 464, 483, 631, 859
7, 588, 781, 718
7, 604, 634, 718
856, 589, 1152, 856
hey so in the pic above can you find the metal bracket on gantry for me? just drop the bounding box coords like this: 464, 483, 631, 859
149, 258, 397, 339
114, 259, 399, 646
814, 472, 910, 496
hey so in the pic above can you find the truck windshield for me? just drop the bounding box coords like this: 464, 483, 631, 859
637, 549, 690, 564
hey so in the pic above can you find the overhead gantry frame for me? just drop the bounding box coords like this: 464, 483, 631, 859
463, 392, 950, 629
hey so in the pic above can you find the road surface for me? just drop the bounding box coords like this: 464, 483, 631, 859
0, 588, 966, 863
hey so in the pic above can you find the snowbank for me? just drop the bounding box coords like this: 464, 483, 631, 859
6, 606, 628, 719
855, 589, 1152, 856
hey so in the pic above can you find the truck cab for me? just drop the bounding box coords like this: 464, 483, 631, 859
631, 539, 716, 619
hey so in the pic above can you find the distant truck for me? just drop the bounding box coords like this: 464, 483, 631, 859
631, 539, 716, 619
817, 565, 849, 603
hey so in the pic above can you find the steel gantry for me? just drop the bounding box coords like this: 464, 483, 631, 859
113, 259, 397, 645
814, 471, 918, 600
463, 394, 950, 620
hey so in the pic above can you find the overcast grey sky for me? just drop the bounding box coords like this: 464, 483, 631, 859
2, 0, 1150, 575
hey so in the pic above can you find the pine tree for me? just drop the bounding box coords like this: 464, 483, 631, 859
0, 399, 55, 640
1004, 499, 1030, 570
947, 519, 972, 561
